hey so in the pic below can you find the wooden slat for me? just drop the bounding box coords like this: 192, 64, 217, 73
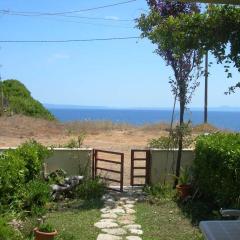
96, 167, 121, 174
133, 158, 147, 161
96, 158, 121, 164
98, 176, 121, 183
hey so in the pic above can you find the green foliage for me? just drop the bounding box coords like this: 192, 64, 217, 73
149, 123, 193, 149
23, 180, 50, 215
0, 217, 22, 240
170, 167, 192, 185
0, 140, 52, 213
144, 183, 174, 202
194, 133, 240, 208
16, 140, 51, 182
38, 223, 55, 233
76, 178, 106, 200
47, 169, 67, 185
0, 79, 55, 120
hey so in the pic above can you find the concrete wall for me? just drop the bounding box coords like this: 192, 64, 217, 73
0, 147, 92, 177
150, 149, 194, 184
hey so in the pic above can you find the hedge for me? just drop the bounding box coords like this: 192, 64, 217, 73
194, 133, 240, 208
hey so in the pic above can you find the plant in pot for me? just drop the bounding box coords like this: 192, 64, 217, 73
171, 167, 192, 199
34, 223, 57, 240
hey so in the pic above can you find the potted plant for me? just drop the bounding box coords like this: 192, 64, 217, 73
171, 167, 192, 199
34, 223, 57, 240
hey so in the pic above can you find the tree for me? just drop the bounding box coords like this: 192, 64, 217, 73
159, 4, 240, 93
137, 0, 203, 186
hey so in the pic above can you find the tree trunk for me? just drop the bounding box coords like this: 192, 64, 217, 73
174, 99, 185, 187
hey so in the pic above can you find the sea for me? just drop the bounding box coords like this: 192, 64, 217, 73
47, 108, 240, 132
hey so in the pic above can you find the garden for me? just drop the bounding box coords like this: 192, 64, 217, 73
0, 131, 239, 239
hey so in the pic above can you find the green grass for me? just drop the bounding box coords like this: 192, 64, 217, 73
21, 200, 102, 240
136, 200, 204, 240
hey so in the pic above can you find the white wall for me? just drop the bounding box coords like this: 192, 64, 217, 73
150, 149, 194, 184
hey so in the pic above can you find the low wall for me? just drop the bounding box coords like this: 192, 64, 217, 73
150, 149, 194, 184
0, 147, 92, 177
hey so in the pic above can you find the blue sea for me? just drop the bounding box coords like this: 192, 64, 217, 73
48, 108, 240, 132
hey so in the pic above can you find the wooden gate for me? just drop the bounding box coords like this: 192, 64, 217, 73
92, 149, 124, 192
130, 149, 151, 186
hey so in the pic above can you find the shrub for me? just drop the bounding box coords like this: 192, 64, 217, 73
0, 217, 22, 240
23, 180, 50, 215
16, 140, 51, 182
194, 133, 240, 208
0, 140, 51, 212
76, 178, 106, 200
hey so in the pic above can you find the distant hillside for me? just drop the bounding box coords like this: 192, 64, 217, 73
0, 79, 55, 120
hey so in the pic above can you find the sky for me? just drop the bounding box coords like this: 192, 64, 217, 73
0, 0, 239, 109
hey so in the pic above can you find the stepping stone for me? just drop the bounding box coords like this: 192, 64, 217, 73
124, 224, 141, 230
101, 213, 118, 219
118, 215, 136, 222
126, 209, 136, 214
118, 219, 135, 225
101, 207, 111, 214
126, 237, 142, 240
128, 229, 143, 235
111, 208, 125, 214
99, 219, 117, 223
126, 200, 136, 204
102, 228, 127, 236
124, 204, 134, 209
97, 234, 122, 240
94, 221, 118, 229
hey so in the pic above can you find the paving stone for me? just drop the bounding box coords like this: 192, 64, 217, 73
124, 204, 134, 209
123, 224, 141, 230
126, 208, 136, 214
118, 215, 136, 222
128, 229, 143, 235
102, 228, 127, 236
94, 221, 119, 229
126, 200, 136, 204
111, 208, 125, 214
99, 218, 117, 223
101, 213, 118, 219
100, 207, 111, 214
118, 219, 135, 225
97, 234, 122, 240
126, 237, 142, 240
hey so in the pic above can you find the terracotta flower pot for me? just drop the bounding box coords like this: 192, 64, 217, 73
34, 228, 57, 240
176, 184, 191, 199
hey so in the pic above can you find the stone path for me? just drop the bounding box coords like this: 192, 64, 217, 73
94, 191, 144, 240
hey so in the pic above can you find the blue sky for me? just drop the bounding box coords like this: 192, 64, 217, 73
0, 0, 239, 109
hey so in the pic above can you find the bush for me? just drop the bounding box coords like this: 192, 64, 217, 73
194, 133, 240, 208
0, 140, 51, 212
16, 140, 51, 182
76, 178, 106, 200
0, 217, 22, 240
23, 180, 50, 215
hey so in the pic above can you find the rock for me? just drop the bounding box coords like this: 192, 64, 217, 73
99, 219, 117, 223
97, 234, 122, 240
126, 237, 142, 240
94, 221, 119, 229
126, 209, 136, 214
118, 219, 135, 225
126, 200, 136, 204
111, 208, 125, 214
124, 204, 134, 209
101, 207, 111, 214
124, 224, 141, 230
102, 228, 127, 235
101, 213, 118, 219
128, 229, 143, 235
